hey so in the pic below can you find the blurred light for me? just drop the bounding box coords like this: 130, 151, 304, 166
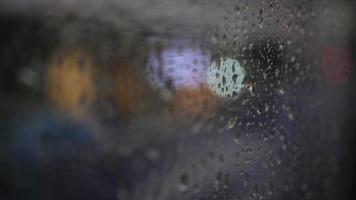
18, 67, 40, 90
146, 37, 211, 90
46, 49, 96, 115
170, 88, 218, 118
321, 47, 351, 85
114, 63, 152, 118
207, 57, 246, 98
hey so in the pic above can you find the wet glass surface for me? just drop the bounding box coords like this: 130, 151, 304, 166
0, 0, 355, 200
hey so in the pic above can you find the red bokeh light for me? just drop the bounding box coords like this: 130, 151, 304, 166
321, 47, 352, 85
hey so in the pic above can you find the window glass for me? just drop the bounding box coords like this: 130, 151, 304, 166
0, 0, 355, 200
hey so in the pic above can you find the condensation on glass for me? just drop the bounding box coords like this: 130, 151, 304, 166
0, 0, 354, 200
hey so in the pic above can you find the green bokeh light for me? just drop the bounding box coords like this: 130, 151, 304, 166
207, 58, 246, 98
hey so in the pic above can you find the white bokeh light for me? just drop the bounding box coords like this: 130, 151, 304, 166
146, 38, 211, 90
